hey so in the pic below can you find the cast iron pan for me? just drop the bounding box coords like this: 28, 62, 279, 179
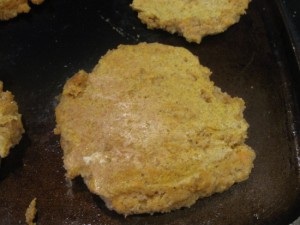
0, 0, 299, 224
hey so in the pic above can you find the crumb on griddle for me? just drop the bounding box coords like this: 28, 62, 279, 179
25, 198, 37, 225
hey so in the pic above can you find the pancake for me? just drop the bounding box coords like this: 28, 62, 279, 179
0, 0, 44, 21
0, 81, 24, 158
131, 0, 251, 43
55, 43, 255, 215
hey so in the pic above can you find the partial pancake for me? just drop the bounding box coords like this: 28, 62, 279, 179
0, 0, 44, 21
131, 0, 251, 43
55, 43, 255, 215
0, 81, 24, 158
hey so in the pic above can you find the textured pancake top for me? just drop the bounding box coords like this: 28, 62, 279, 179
0, 81, 24, 158
55, 43, 255, 215
131, 0, 251, 43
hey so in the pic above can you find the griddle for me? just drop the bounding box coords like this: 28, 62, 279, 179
0, 0, 299, 224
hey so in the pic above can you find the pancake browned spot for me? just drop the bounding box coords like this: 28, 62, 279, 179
55, 43, 255, 215
0, 81, 24, 158
131, 0, 251, 43
0, 0, 44, 21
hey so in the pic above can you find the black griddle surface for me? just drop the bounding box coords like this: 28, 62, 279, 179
0, 0, 299, 224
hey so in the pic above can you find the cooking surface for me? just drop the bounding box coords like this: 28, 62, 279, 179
0, 0, 299, 224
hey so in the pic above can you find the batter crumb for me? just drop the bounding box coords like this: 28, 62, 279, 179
25, 198, 37, 225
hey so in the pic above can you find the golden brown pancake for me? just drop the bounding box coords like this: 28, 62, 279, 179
131, 0, 251, 43
0, 0, 44, 21
0, 81, 24, 158
55, 43, 255, 215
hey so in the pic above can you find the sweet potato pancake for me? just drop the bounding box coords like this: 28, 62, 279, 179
55, 43, 255, 215
0, 81, 24, 158
131, 0, 251, 43
0, 0, 44, 21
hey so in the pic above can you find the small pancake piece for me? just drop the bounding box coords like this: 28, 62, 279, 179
0, 0, 44, 21
131, 0, 251, 43
55, 43, 255, 215
25, 198, 37, 225
0, 81, 24, 158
